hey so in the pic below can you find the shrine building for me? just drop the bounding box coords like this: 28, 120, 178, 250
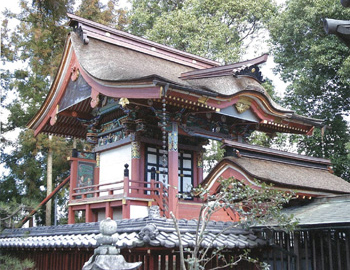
1, 13, 350, 270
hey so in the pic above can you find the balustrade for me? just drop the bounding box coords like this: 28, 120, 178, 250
70, 164, 168, 214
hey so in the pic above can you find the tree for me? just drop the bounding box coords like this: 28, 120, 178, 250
128, 0, 278, 63
128, 0, 185, 37
128, 0, 282, 171
1, 0, 75, 225
1, 1, 71, 130
203, 141, 224, 173
76, 0, 128, 29
1, 0, 127, 225
0, 130, 71, 225
172, 177, 295, 270
268, 0, 350, 181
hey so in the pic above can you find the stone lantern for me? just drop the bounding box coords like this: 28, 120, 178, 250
82, 218, 142, 270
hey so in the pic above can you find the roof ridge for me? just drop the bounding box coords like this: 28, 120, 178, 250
180, 54, 269, 80
222, 139, 331, 166
0, 218, 248, 238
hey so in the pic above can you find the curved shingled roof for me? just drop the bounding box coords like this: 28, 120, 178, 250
203, 140, 350, 195
225, 156, 350, 194
70, 33, 196, 86
70, 28, 294, 116
27, 13, 323, 138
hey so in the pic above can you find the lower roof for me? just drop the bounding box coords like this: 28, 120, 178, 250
282, 194, 350, 228
227, 156, 350, 194
0, 217, 265, 250
204, 141, 350, 195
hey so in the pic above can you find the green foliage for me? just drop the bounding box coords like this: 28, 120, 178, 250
129, 0, 278, 63
2, 0, 72, 132
33, 0, 73, 19
248, 132, 301, 153
1, 0, 124, 225
0, 130, 71, 225
0, 199, 39, 230
347, 141, 350, 159
1, 0, 126, 129
0, 255, 34, 270
295, 116, 350, 181
128, 0, 184, 37
248, 131, 275, 148
174, 177, 295, 270
269, 0, 350, 181
203, 140, 224, 173
76, 0, 128, 29
194, 178, 295, 229
262, 78, 282, 104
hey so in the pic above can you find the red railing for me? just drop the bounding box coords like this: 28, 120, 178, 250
72, 180, 125, 199
71, 177, 168, 213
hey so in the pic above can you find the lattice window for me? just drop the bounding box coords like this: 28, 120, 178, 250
145, 145, 193, 194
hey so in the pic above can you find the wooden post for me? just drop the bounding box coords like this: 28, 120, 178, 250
336, 231, 341, 270
286, 231, 291, 270
123, 164, 129, 197
122, 164, 130, 219
85, 204, 92, 223
148, 251, 156, 270
150, 167, 156, 197
105, 202, 113, 219
46, 139, 53, 226
320, 233, 325, 270
68, 155, 78, 224
305, 231, 309, 270
195, 151, 204, 187
68, 206, 75, 224
95, 152, 100, 187
294, 231, 300, 270
168, 122, 179, 217
29, 216, 33, 227
346, 229, 350, 270
280, 232, 285, 268
122, 202, 130, 219
328, 231, 333, 270
68, 158, 78, 201
131, 140, 141, 193
312, 232, 317, 270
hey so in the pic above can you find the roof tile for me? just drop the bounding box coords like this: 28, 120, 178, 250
0, 218, 265, 250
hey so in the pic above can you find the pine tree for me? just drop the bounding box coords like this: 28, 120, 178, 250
1, 0, 74, 225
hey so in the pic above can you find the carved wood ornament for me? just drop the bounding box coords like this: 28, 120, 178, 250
235, 101, 251, 114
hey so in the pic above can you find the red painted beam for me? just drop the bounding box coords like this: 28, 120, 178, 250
18, 176, 70, 228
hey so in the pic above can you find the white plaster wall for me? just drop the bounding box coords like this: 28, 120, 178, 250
97, 210, 105, 221
113, 208, 122, 220
130, 205, 149, 219
99, 144, 132, 195
97, 208, 122, 221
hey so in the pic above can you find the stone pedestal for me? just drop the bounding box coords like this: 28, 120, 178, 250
83, 255, 141, 270
82, 218, 142, 270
